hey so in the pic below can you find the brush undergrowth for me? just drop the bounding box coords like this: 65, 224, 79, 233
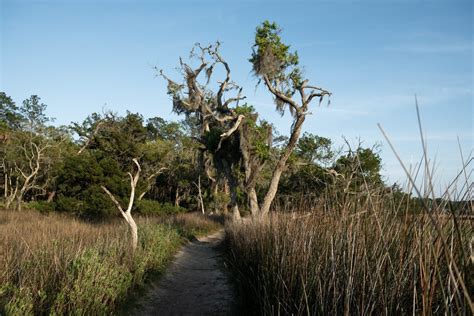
0, 211, 221, 315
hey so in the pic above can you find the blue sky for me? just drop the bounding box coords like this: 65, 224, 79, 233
1, 0, 472, 193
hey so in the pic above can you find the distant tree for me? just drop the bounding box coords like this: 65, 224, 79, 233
334, 146, 383, 191
296, 133, 333, 165
2, 95, 66, 210
0, 92, 23, 131
71, 112, 105, 155
69, 112, 169, 249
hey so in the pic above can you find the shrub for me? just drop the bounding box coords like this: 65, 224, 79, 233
135, 199, 186, 215
27, 201, 55, 213
54, 153, 126, 219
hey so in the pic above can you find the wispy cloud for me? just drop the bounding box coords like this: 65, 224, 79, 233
384, 41, 472, 54
384, 32, 473, 54
335, 85, 472, 113
389, 131, 474, 142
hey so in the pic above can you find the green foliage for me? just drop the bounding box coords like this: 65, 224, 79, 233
279, 163, 328, 196
146, 116, 183, 142
92, 112, 147, 166
4, 287, 35, 316
54, 152, 125, 219
208, 191, 231, 213
234, 104, 256, 116
20, 95, 51, 131
296, 132, 333, 164
0, 92, 23, 131
335, 147, 383, 187
250, 21, 299, 81
250, 21, 303, 115
135, 199, 186, 215
27, 201, 55, 214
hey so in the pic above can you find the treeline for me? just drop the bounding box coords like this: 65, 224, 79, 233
0, 90, 389, 218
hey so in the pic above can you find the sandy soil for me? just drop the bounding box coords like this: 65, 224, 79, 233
128, 230, 239, 315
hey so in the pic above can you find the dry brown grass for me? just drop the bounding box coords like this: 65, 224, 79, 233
227, 192, 473, 315
0, 210, 221, 315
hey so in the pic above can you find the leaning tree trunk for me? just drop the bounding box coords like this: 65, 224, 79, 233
259, 114, 306, 216
101, 158, 141, 251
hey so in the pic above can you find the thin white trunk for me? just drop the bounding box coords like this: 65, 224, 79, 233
260, 115, 306, 215
197, 175, 205, 214
4, 173, 7, 199
101, 158, 141, 251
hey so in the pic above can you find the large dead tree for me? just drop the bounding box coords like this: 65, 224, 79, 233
101, 158, 141, 251
159, 42, 246, 219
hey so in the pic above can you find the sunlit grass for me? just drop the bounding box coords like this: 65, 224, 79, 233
0, 210, 221, 315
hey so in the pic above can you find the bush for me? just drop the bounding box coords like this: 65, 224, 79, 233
27, 200, 55, 213
54, 153, 126, 219
135, 199, 186, 215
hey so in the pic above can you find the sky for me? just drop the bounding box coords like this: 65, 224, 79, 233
1, 0, 472, 195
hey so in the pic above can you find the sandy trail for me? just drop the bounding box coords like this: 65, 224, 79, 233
129, 230, 239, 315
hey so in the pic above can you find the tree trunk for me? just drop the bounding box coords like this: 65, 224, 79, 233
260, 115, 306, 215
101, 158, 141, 251
16, 194, 23, 211
4, 173, 7, 199
4, 197, 13, 210
197, 175, 205, 214
175, 189, 181, 207
47, 191, 56, 203
124, 212, 138, 250
249, 187, 260, 216
229, 179, 241, 220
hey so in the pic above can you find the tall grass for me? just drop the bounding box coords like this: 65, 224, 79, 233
227, 208, 471, 314
0, 210, 221, 315
227, 135, 473, 315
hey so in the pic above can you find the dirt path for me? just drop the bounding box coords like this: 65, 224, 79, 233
128, 230, 239, 315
